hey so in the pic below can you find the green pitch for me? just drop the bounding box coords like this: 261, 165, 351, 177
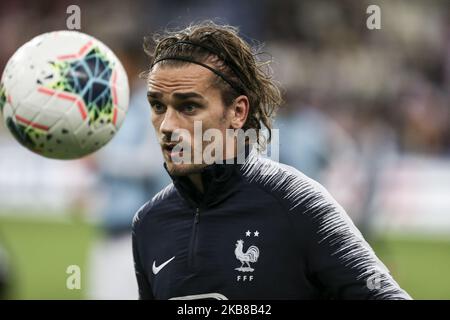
0, 214, 96, 299
370, 233, 450, 299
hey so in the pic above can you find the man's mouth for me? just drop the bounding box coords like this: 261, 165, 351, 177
162, 143, 184, 159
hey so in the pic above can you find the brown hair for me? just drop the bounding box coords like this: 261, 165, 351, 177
142, 21, 282, 148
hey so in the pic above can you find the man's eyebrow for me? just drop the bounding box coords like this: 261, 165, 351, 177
147, 91, 205, 101
147, 91, 163, 99
172, 92, 205, 100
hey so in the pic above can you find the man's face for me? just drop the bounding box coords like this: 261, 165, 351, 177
147, 63, 233, 176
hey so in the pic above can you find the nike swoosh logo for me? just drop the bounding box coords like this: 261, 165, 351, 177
152, 256, 175, 275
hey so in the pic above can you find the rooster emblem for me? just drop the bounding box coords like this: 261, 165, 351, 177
234, 240, 260, 272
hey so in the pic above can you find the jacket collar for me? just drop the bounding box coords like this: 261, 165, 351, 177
164, 145, 251, 209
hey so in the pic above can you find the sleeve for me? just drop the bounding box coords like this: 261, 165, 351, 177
299, 181, 412, 300
132, 204, 154, 300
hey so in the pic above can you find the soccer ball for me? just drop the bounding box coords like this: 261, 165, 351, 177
0, 31, 129, 159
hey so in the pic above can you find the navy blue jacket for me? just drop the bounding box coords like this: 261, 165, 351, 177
132, 152, 411, 300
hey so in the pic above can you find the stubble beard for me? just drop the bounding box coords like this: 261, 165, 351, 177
165, 161, 207, 176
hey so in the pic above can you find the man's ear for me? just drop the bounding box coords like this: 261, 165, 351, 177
229, 95, 250, 129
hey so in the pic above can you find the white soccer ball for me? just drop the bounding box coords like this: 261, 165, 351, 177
0, 30, 129, 159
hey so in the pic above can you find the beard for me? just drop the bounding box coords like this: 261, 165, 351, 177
165, 161, 207, 176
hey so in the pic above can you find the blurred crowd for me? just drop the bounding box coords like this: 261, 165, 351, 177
0, 0, 449, 299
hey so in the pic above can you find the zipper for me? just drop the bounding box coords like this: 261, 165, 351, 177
188, 207, 200, 270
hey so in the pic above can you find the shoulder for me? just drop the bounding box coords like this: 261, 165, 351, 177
241, 155, 338, 212
131, 183, 177, 231
241, 155, 363, 239
241, 153, 315, 191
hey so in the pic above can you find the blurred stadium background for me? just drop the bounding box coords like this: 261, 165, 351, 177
0, 0, 450, 299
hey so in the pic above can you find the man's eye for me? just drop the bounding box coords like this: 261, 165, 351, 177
182, 104, 198, 114
151, 102, 166, 114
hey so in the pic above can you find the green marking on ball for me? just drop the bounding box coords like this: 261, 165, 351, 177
47, 47, 115, 128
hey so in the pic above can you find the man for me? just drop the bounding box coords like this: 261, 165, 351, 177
132, 21, 411, 300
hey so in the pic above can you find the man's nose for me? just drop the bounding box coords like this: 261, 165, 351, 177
159, 107, 179, 136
